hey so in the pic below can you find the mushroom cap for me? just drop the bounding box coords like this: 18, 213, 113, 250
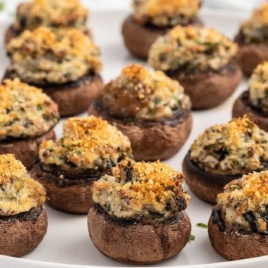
30, 162, 96, 214
208, 213, 268, 260
167, 62, 242, 109
0, 129, 56, 170
182, 152, 240, 204
0, 207, 47, 257
88, 205, 191, 264
232, 91, 268, 132
89, 102, 192, 161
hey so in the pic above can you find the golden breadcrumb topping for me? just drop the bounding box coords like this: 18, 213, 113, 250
100, 64, 191, 120
93, 158, 190, 223
190, 115, 268, 175
7, 27, 102, 85
40, 116, 132, 172
14, 0, 88, 32
133, 0, 201, 27
240, 3, 268, 44
149, 26, 238, 72
0, 79, 59, 140
0, 154, 46, 216
248, 62, 268, 112
217, 171, 268, 233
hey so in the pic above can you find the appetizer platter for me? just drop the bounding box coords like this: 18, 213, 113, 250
1, 1, 268, 268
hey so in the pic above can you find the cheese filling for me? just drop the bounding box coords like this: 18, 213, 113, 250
100, 64, 191, 120
149, 26, 238, 73
0, 154, 46, 216
93, 158, 190, 223
190, 116, 268, 175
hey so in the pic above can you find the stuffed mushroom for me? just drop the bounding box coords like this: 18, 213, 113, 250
209, 170, 268, 260
88, 158, 191, 264
0, 79, 59, 169
5, 0, 90, 44
5, 27, 103, 117
122, 0, 203, 59
149, 26, 242, 109
182, 115, 268, 204
233, 62, 268, 131
0, 154, 47, 257
235, 3, 268, 76
89, 64, 192, 161
30, 116, 132, 214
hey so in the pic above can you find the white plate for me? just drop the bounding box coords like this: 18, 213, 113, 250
0, 7, 267, 268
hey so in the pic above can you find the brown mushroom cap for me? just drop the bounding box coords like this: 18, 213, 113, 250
5, 25, 92, 46
166, 62, 242, 110
182, 152, 241, 204
235, 35, 268, 77
232, 91, 268, 132
30, 162, 98, 214
208, 212, 268, 260
88, 205, 191, 264
0, 207, 47, 257
0, 129, 56, 170
3, 72, 103, 117
89, 102, 193, 161
122, 15, 203, 60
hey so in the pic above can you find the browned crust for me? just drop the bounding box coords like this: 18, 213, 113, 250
122, 15, 203, 60
208, 214, 268, 260
0, 207, 47, 257
182, 152, 241, 204
0, 129, 56, 170
87, 205, 191, 264
89, 103, 193, 161
232, 91, 268, 131
167, 63, 242, 110
30, 162, 97, 214
3, 72, 104, 117
4, 24, 93, 46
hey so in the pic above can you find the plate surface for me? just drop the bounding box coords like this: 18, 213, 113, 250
0, 7, 268, 268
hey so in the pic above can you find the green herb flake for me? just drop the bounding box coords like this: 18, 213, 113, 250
197, 223, 208, 229
37, 104, 43, 111
0, 2, 5, 12
153, 97, 161, 105
75, 150, 82, 155
188, 234, 195, 242
230, 184, 240, 191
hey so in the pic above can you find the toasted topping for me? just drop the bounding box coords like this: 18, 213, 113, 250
93, 158, 189, 223
0, 79, 59, 140
149, 26, 238, 73
100, 64, 191, 120
248, 62, 268, 112
40, 116, 132, 172
13, 0, 88, 32
0, 154, 46, 216
217, 171, 268, 233
7, 27, 102, 85
133, 0, 201, 27
190, 116, 268, 175
240, 3, 268, 44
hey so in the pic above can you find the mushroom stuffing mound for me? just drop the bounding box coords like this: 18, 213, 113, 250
209, 170, 268, 260
182, 115, 268, 204
30, 116, 132, 214
5, 0, 90, 44
88, 158, 191, 264
233, 62, 268, 131
122, 0, 202, 59
89, 64, 192, 161
149, 25, 242, 109
0, 78, 59, 169
235, 3, 268, 76
0, 154, 47, 257
5, 27, 103, 116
